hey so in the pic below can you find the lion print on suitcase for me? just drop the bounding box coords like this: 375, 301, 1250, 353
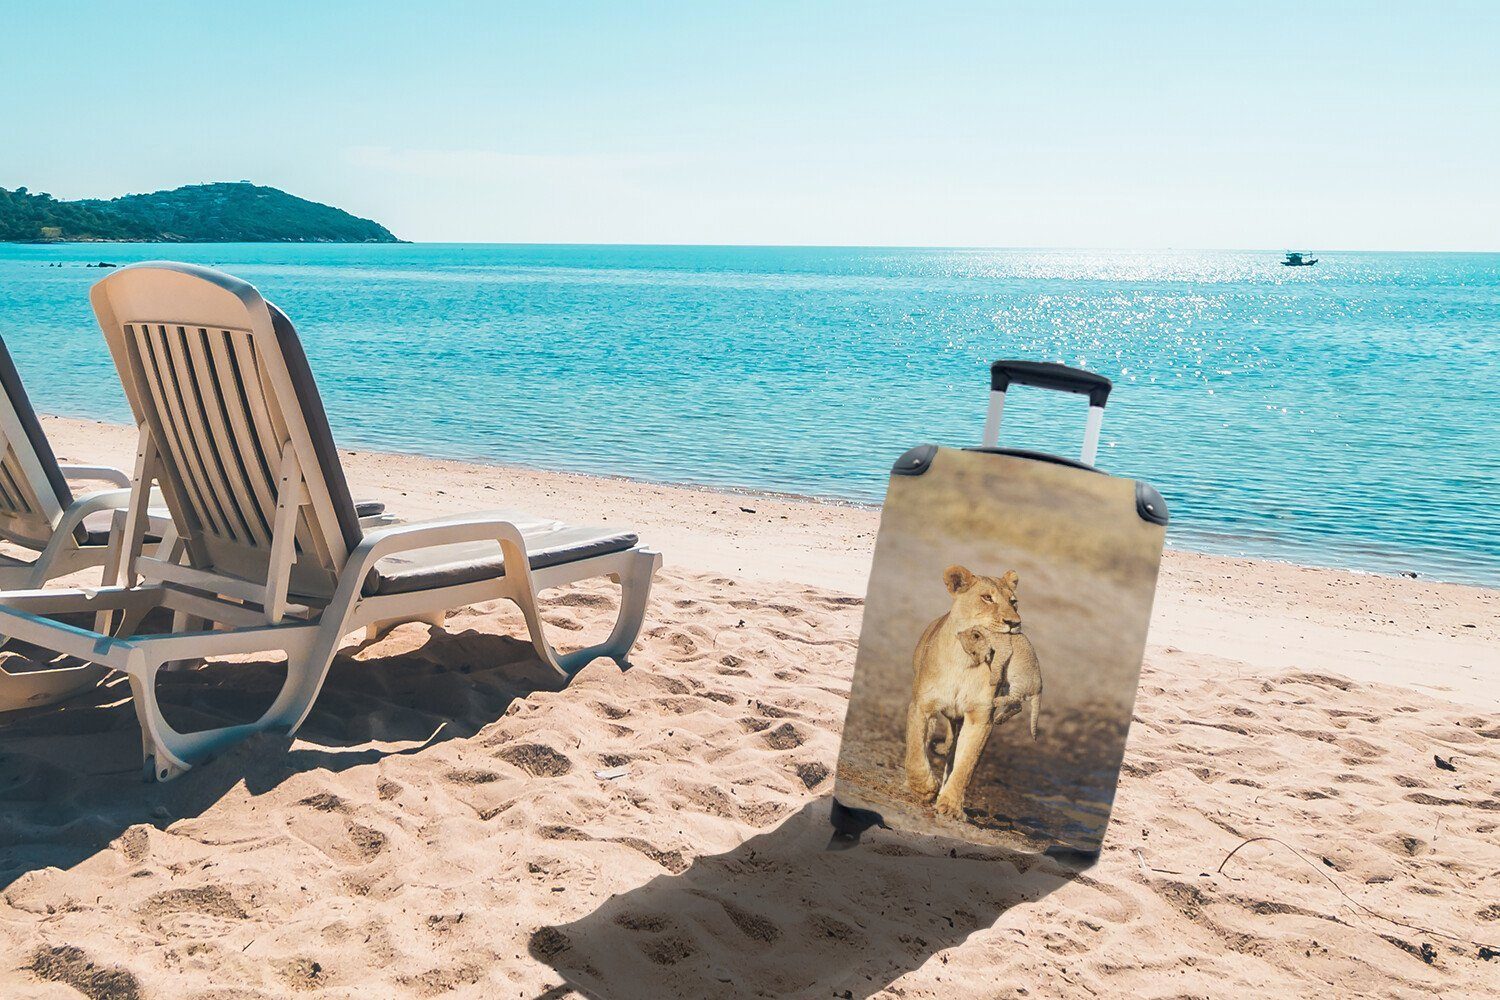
906, 566, 1044, 818
833, 447, 1165, 852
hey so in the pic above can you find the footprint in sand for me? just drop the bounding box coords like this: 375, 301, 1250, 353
807, 594, 862, 609
762, 722, 805, 750
297, 791, 348, 812
717, 653, 751, 676
640, 931, 699, 966
294, 819, 390, 866
709, 895, 782, 944
497, 743, 573, 777
650, 675, 693, 696
278, 956, 330, 992
29, 945, 145, 1000
804, 912, 866, 949
612, 837, 688, 873
530, 927, 572, 960
116, 825, 151, 864
614, 911, 673, 933
736, 800, 789, 827
397, 963, 486, 997
136, 885, 247, 938
792, 761, 830, 790
553, 592, 615, 611
666, 780, 737, 819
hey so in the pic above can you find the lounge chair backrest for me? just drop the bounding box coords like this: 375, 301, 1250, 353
0, 336, 75, 548
90, 263, 364, 600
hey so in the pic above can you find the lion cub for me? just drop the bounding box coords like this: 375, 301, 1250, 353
958, 625, 1043, 739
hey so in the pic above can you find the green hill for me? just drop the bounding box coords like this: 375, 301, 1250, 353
0, 182, 401, 243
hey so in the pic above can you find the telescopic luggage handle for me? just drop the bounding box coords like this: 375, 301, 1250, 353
983, 360, 1113, 465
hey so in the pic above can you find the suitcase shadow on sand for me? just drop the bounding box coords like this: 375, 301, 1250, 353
529, 798, 1086, 999
0, 622, 566, 894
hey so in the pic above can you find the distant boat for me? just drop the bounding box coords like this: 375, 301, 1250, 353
1281, 251, 1318, 267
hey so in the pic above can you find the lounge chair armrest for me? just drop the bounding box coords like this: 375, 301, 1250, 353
54, 488, 135, 538
55, 487, 169, 539
59, 464, 132, 488
347, 512, 535, 580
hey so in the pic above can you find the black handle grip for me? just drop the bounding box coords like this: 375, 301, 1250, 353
989, 360, 1112, 407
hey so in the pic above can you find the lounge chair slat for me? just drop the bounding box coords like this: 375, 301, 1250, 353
135, 323, 226, 538
0, 434, 45, 524
0, 458, 20, 513
159, 323, 247, 543
129, 323, 218, 545
208, 329, 278, 539
0, 457, 26, 514
185, 326, 268, 546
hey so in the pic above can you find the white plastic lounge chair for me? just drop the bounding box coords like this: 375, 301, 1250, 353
0, 335, 391, 712
0, 262, 661, 780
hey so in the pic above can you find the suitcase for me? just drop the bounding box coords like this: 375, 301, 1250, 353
830, 360, 1168, 856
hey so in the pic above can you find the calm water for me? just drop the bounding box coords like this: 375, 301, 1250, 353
1, 244, 1496, 586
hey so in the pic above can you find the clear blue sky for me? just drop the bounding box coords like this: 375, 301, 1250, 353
4, 1, 1496, 248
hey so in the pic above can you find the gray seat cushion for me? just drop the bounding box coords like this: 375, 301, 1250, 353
363, 520, 638, 597
81, 510, 162, 547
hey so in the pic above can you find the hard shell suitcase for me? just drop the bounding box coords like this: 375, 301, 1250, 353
831, 360, 1168, 855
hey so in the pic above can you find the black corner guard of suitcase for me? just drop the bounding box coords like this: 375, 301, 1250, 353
891, 444, 941, 476
1135, 481, 1169, 525
891, 445, 1171, 527
827, 798, 890, 850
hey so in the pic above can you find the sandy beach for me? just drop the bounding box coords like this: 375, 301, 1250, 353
2, 415, 1496, 998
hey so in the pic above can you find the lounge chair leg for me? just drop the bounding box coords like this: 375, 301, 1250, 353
127, 637, 328, 781
514, 549, 661, 677
596, 549, 659, 667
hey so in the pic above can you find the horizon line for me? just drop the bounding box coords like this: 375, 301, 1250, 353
15, 240, 1500, 255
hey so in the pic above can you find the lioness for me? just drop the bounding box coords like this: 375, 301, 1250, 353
905, 565, 1028, 818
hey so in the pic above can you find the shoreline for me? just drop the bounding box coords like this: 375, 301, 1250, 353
40, 413, 1499, 710
40, 413, 1496, 591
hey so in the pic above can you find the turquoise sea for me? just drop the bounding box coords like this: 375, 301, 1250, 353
0, 244, 1495, 587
